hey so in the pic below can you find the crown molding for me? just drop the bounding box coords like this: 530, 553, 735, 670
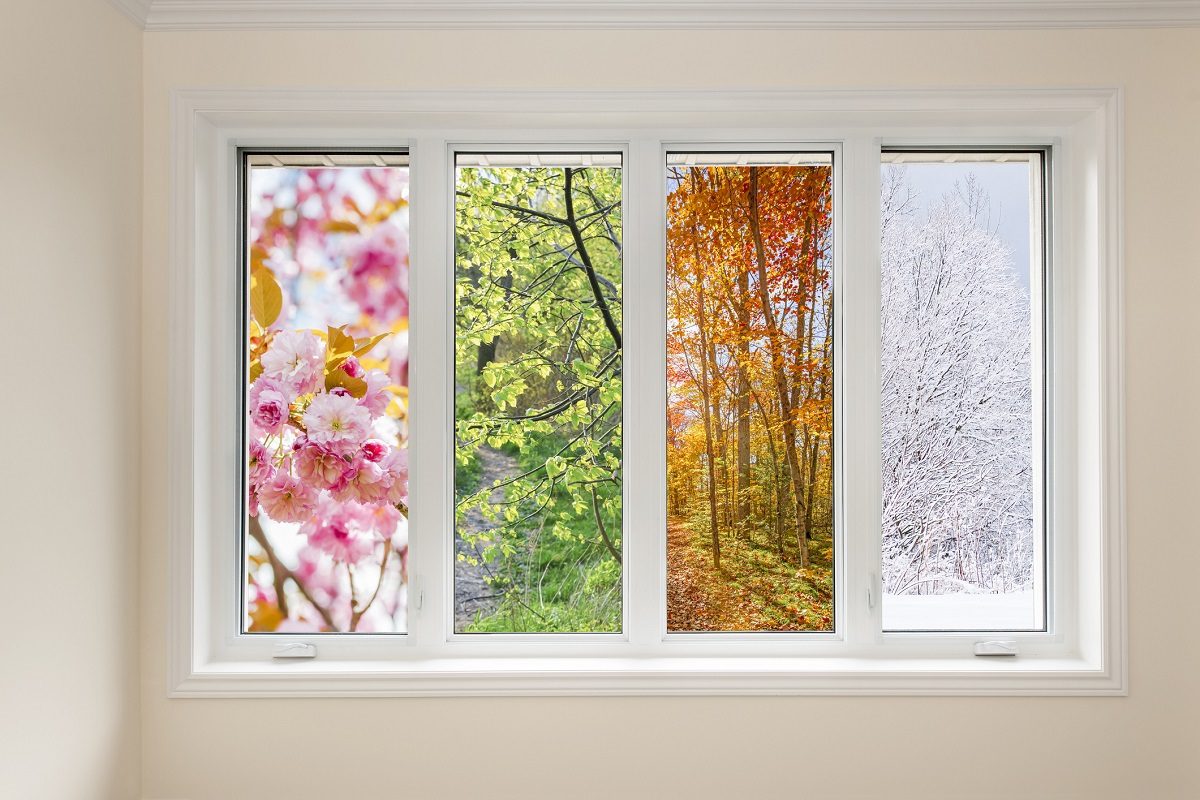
108, 1, 1200, 31
108, 0, 153, 25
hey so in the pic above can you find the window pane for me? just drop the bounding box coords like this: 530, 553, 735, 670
880, 151, 1045, 631
454, 153, 623, 633
665, 154, 835, 632
243, 154, 411, 634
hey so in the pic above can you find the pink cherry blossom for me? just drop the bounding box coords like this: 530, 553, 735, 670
294, 440, 350, 489
340, 356, 364, 378
257, 472, 317, 523
360, 368, 391, 417
246, 166, 412, 633
341, 222, 409, 325
250, 385, 289, 435
293, 545, 343, 608
362, 502, 402, 538
303, 392, 371, 448
363, 166, 409, 204
330, 457, 392, 505
382, 447, 409, 505
360, 439, 387, 463
302, 498, 378, 565
248, 439, 276, 487
260, 330, 325, 395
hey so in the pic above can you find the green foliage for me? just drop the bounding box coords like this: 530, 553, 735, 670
463, 535, 622, 633
454, 163, 624, 632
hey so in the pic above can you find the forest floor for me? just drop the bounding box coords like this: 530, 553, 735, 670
666, 519, 834, 632
453, 446, 518, 631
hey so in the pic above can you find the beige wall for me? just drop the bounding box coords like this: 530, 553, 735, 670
132, 27, 1200, 800
0, 1, 142, 798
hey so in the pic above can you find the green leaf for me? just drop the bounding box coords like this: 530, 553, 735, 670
545, 456, 567, 481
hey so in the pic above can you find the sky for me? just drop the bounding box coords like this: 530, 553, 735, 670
888, 160, 1038, 292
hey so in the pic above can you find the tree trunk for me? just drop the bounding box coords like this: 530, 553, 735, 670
751, 387, 786, 557
735, 256, 752, 537
747, 168, 809, 567
696, 287, 721, 570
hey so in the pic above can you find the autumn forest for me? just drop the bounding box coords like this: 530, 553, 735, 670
666, 157, 835, 632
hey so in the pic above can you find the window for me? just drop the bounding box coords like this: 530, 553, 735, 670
170, 89, 1125, 696
879, 151, 1046, 632
242, 152, 411, 634
665, 152, 834, 632
453, 153, 624, 633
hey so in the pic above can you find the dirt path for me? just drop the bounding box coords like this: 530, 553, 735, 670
667, 518, 830, 631
666, 519, 749, 631
454, 446, 519, 630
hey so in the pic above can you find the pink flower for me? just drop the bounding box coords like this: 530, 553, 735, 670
361, 439, 387, 463
250, 385, 289, 435
294, 441, 350, 490
294, 545, 342, 606
363, 502, 402, 538
360, 369, 391, 417
383, 447, 409, 505
257, 472, 317, 523
340, 356, 364, 378
302, 498, 378, 565
341, 222, 409, 325
364, 167, 409, 204
260, 330, 325, 395
248, 439, 276, 487
303, 392, 371, 447
330, 457, 391, 505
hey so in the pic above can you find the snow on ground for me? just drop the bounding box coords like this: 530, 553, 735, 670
882, 591, 1038, 631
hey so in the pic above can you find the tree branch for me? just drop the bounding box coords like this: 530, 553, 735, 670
590, 486, 621, 564
564, 168, 622, 349
248, 515, 337, 630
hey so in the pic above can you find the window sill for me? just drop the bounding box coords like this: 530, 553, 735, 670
171, 653, 1123, 697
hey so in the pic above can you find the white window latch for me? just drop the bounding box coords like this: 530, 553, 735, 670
974, 640, 1019, 657
272, 642, 317, 659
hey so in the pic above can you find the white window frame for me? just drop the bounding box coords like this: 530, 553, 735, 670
168, 88, 1125, 696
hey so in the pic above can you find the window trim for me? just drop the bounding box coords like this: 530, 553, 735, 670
168, 88, 1125, 696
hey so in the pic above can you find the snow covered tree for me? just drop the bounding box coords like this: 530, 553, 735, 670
880, 167, 1035, 597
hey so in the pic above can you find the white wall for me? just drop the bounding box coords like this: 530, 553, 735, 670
133, 25, 1198, 800
0, 2, 142, 798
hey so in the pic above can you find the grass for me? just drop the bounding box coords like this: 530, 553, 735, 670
463, 430, 622, 633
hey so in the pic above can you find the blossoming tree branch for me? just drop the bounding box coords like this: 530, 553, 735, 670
245, 166, 411, 633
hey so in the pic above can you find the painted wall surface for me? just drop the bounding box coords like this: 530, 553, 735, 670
138, 28, 1199, 800
0, 2, 142, 798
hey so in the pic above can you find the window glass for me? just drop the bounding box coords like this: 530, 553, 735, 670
454, 153, 623, 633
880, 151, 1045, 631
243, 154, 411, 633
665, 153, 835, 632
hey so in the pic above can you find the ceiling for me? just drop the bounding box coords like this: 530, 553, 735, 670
108, 0, 1200, 31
